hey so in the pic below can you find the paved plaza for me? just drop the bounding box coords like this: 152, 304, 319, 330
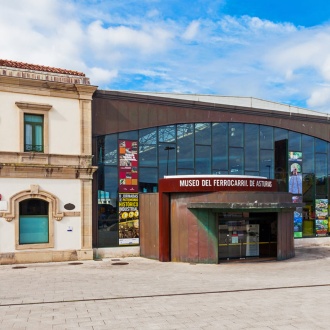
0, 245, 330, 329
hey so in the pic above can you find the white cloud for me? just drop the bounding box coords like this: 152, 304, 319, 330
182, 21, 200, 40
0, 0, 330, 113
88, 67, 118, 86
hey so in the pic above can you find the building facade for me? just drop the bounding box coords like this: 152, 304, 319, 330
92, 90, 330, 261
0, 60, 97, 264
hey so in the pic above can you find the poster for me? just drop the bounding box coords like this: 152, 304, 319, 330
118, 193, 139, 245
293, 206, 303, 238
118, 140, 139, 245
119, 140, 138, 193
288, 152, 302, 195
315, 199, 328, 237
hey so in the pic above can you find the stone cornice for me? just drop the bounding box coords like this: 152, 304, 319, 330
0, 75, 97, 100
0, 163, 98, 180
15, 101, 53, 111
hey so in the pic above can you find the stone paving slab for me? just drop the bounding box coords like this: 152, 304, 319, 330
0, 246, 330, 329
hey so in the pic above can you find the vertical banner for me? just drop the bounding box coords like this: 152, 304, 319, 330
289, 152, 303, 238
315, 199, 328, 237
118, 140, 139, 245
288, 152, 303, 195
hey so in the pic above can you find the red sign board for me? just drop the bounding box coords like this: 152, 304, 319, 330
159, 176, 278, 193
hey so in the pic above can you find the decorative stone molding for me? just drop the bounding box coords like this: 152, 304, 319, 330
1, 185, 63, 222
15, 101, 52, 112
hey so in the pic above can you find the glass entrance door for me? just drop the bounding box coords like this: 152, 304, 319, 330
218, 220, 247, 260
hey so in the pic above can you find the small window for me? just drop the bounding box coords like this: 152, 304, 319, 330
24, 114, 44, 152
19, 199, 49, 244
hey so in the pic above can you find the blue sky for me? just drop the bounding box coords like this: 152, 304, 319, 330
1, 0, 330, 113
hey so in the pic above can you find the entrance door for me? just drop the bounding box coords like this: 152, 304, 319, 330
218, 220, 247, 260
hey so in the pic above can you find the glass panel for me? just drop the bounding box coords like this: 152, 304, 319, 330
302, 135, 314, 173
302, 203, 315, 237
19, 199, 49, 244
159, 143, 176, 177
195, 123, 211, 145
118, 131, 138, 140
139, 168, 158, 192
229, 148, 244, 175
195, 145, 211, 174
315, 138, 327, 153
25, 114, 43, 123
25, 124, 32, 145
260, 150, 274, 179
139, 128, 157, 167
104, 166, 119, 199
315, 153, 327, 197
98, 166, 119, 248
275, 128, 288, 141
24, 114, 44, 152
260, 126, 273, 150
159, 125, 176, 143
288, 131, 301, 151
177, 168, 195, 175
212, 123, 228, 173
104, 135, 118, 165
19, 216, 49, 244
303, 173, 315, 203
177, 124, 194, 169
245, 124, 259, 171
229, 123, 243, 147
35, 125, 42, 146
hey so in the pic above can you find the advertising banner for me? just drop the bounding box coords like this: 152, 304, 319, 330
118, 140, 139, 245
118, 193, 139, 245
315, 199, 328, 237
289, 152, 303, 238
119, 140, 138, 193
288, 151, 302, 195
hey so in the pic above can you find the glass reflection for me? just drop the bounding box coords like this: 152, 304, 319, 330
177, 124, 194, 169
212, 123, 228, 173
195, 123, 211, 145
229, 148, 243, 175
229, 123, 243, 147
195, 145, 211, 174
139, 128, 157, 167
245, 124, 259, 171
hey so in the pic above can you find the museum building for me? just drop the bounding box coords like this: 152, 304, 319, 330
92, 90, 330, 263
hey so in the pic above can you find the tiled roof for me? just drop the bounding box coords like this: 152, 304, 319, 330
0, 59, 85, 77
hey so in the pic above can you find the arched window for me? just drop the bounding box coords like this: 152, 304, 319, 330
19, 199, 49, 244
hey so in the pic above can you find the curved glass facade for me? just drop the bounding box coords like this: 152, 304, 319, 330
96, 123, 330, 246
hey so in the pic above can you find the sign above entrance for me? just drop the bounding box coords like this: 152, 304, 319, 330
159, 175, 278, 192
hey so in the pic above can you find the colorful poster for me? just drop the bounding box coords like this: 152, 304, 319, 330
118, 140, 139, 245
288, 152, 302, 195
119, 140, 138, 193
315, 199, 328, 236
118, 193, 139, 245
293, 206, 303, 238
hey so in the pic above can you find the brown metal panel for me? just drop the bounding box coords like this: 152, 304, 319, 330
170, 197, 181, 262
277, 211, 295, 260
140, 193, 159, 260
187, 208, 199, 262
92, 91, 330, 142
197, 209, 211, 263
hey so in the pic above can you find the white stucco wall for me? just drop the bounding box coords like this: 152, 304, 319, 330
0, 178, 82, 252
0, 91, 81, 154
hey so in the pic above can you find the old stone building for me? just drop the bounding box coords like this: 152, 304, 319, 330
0, 60, 97, 264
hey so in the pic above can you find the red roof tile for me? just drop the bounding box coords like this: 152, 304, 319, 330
0, 59, 86, 77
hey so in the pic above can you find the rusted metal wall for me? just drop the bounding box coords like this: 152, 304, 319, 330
92, 91, 330, 142
139, 193, 159, 260
170, 194, 218, 263
277, 211, 295, 260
